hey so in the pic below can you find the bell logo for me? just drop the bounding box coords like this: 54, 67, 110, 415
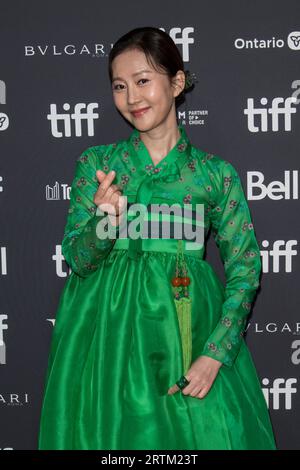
247, 170, 298, 200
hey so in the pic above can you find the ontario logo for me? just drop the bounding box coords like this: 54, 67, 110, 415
234, 31, 300, 50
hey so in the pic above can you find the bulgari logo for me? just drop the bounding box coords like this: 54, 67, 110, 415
24, 27, 195, 61
0, 393, 29, 406
246, 322, 300, 334
24, 44, 109, 57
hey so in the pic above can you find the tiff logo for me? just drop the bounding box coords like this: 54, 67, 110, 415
53, 245, 71, 278
45, 182, 71, 200
244, 96, 297, 132
247, 170, 298, 200
0, 314, 8, 365
47, 103, 99, 138
262, 378, 297, 410
159, 27, 194, 62
260, 240, 297, 273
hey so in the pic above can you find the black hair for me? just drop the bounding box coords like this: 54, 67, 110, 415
108, 26, 195, 107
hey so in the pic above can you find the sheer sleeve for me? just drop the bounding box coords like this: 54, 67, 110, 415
201, 157, 262, 367
62, 147, 119, 278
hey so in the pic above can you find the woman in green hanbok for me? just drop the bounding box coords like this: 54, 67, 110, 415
38, 27, 277, 450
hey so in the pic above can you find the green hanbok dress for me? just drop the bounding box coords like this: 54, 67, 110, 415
38, 124, 277, 450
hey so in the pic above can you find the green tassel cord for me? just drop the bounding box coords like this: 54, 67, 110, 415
174, 296, 192, 374
171, 240, 192, 375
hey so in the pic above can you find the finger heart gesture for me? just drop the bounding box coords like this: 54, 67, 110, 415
94, 170, 126, 226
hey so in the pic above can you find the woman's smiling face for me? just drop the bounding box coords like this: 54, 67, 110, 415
111, 48, 184, 131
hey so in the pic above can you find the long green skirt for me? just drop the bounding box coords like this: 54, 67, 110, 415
38, 246, 277, 450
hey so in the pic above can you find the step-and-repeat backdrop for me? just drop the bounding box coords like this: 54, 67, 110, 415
0, 0, 299, 450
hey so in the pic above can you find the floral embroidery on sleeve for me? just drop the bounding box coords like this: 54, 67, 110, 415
62, 147, 119, 278
201, 157, 262, 367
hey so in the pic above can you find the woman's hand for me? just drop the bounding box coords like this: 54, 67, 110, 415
167, 355, 222, 399
94, 170, 126, 226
